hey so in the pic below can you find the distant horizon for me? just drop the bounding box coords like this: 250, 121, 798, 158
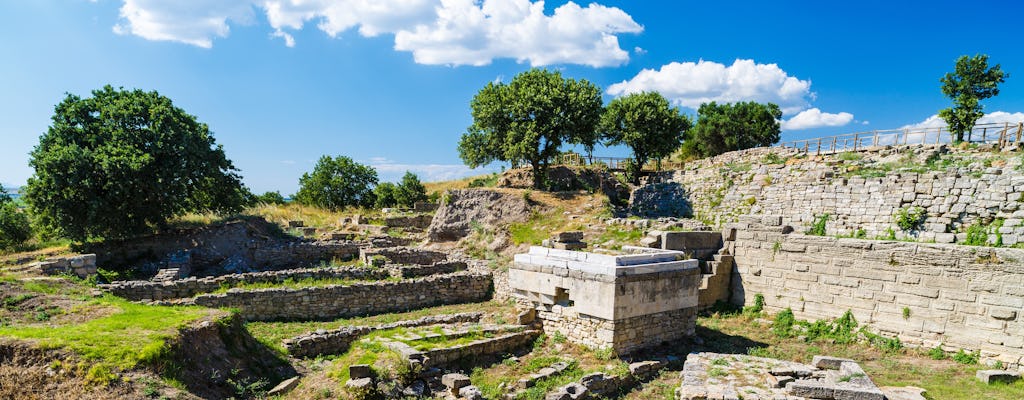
2, 1, 1022, 194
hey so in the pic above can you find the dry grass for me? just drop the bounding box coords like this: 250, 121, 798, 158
423, 173, 497, 194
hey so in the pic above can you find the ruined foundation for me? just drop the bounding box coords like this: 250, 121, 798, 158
509, 246, 701, 354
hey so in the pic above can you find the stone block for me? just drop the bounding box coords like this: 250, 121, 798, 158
552, 242, 587, 251
267, 377, 299, 396
349, 364, 374, 379
880, 386, 927, 400
459, 385, 484, 400
662, 231, 722, 252
812, 355, 854, 370
786, 380, 835, 398
552, 231, 584, 243
287, 220, 304, 227
442, 373, 472, 394
976, 370, 1020, 384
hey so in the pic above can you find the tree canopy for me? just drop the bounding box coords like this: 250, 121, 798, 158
294, 155, 378, 210
0, 185, 32, 250
394, 171, 427, 208
681, 101, 781, 159
458, 68, 603, 189
25, 86, 247, 241
939, 54, 1008, 142
601, 92, 691, 183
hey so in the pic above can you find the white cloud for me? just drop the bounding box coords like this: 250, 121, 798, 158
113, 0, 256, 48
901, 111, 1024, 130
607, 59, 815, 115
781, 108, 854, 130
366, 157, 499, 182
110, 0, 642, 67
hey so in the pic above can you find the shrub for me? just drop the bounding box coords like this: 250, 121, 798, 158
894, 207, 927, 231
394, 171, 427, 208
743, 293, 765, 314
295, 155, 378, 210
0, 198, 32, 250
374, 182, 398, 209
254, 191, 286, 205
771, 308, 795, 337
952, 349, 979, 365
808, 214, 829, 236
928, 345, 946, 360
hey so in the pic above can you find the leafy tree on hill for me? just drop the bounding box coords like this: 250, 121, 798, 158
939, 54, 1008, 142
255, 191, 287, 205
374, 182, 398, 209
0, 184, 32, 249
294, 155, 378, 210
680, 101, 781, 159
458, 68, 603, 189
25, 86, 247, 241
395, 171, 427, 208
601, 92, 691, 183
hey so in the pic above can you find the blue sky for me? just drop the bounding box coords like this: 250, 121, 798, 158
1, 0, 1022, 194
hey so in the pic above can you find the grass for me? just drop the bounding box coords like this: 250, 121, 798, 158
0, 295, 213, 370
591, 226, 644, 250
245, 300, 517, 355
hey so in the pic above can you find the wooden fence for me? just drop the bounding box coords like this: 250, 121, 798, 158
781, 121, 1024, 155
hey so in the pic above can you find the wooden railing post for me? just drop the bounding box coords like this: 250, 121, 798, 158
936, 127, 942, 144
872, 130, 878, 147
816, 138, 822, 156
983, 127, 988, 143
903, 129, 909, 145
831, 137, 837, 153
853, 133, 860, 151
1017, 122, 1023, 144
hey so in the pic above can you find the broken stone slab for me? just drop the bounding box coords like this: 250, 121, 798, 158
349, 364, 374, 379
786, 379, 835, 398
552, 231, 584, 243
812, 355, 855, 370
879, 386, 927, 400
402, 380, 429, 397
765, 373, 794, 388
442, 373, 471, 395
770, 365, 814, 378
628, 360, 664, 377
552, 242, 587, 251
639, 235, 661, 248
287, 220, 304, 227
517, 308, 536, 325
833, 384, 885, 400
976, 369, 1021, 384
266, 376, 299, 397
459, 385, 484, 400
345, 377, 375, 392
545, 382, 587, 400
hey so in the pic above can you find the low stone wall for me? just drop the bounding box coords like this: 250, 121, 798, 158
29, 254, 97, 278
384, 214, 433, 229
360, 247, 448, 266
284, 312, 483, 358
100, 266, 390, 301
730, 221, 1024, 366
415, 330, 540, 368
193, 272, 492, 321
252, 241, 360, 269
387, 261, 467, 278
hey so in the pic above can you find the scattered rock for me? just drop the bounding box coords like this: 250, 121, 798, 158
266, 376, 299, 397
442, 373, 471, 395
458, 385, 484, 400
349, 364, 374, 379
976, 369, 1021, 384
880, 386, 927, 400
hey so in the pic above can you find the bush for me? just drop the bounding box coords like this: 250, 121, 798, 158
952, 349, 979, 365
254, 191, 286, 205
374, 182, 398, 209
771, 308, 796, 337
808, 214, 829, 236
0, 189, 32, 249
894, 207, 926, 231
394, 171, 427, 208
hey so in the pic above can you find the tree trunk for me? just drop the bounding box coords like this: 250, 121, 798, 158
531, 159, 544, 189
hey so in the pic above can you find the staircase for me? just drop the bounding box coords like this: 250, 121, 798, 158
642, 229, 735, 310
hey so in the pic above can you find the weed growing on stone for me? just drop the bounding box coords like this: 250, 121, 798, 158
894, 206, 927, 231
928, 345, 947, 360
902, 307, 911, 319
771, 309, 795, 337
807, 214, 829, 236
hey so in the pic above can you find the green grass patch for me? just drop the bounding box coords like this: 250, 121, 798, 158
211, 275, 398, 294
0, 295, 211, 370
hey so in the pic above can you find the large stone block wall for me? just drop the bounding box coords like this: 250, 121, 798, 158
729, 224, 1024, 365
360, 247, 448, 266
193, 272, 492, 321
649, 145, 1024, 245
100, 266, 390, 301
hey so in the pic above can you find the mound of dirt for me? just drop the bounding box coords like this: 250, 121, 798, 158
168, 314, 296, 399
495, 166, 630, 204
428, 189, 536, 242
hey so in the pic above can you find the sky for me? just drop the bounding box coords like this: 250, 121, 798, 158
1, 0, 1022, 195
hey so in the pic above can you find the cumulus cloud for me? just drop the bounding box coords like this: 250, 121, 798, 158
781, 108, 854, 130
607, 59, 814, 115
112, 0, 256, 48
366, 157, 499, 182
110, 0, 642, 66
901, 111, 1024, 130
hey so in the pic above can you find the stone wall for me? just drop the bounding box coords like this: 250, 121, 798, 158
193, 272, 492, 321
729, 220, 1024, 366
536, 306, 696, 354
100, 265, 391, 301
29, 254, 97, 278
360, 247, 448, 266
415, 330, 540, 368
386, 261, 466, 279
284, 312, 483, 358
645, 145, 1024, 246
384, 214, 433, 229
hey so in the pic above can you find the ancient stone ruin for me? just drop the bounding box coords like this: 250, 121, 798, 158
509, 245, 701, 353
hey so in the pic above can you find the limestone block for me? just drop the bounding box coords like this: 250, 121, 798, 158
552, 231, 585, 243
812, 355, 854, 370
267, 377, 299, 396
458, 385, 484, 400
976, 370, 1020, 384
350, 364, 374, 379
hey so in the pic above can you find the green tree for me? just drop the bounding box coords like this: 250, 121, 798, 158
0, 185, 32, 250
374, 182, 398, 209
254, 191, 287, 205
458, 68, 603, 189
683, 101, 782, 158
601, 92, 691, 183
939, 54, 1008, 142
294, 155, 378, 210
395, 171, 427, 208
25, 86, 247, 241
